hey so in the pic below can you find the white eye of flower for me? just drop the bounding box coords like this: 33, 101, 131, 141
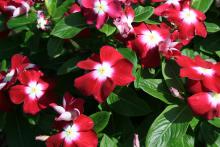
166, 0, 181, 5
93, 62, 113, 81
25, 81, 44, 99
141, 30, 163, 49
93, 0, 108, 15
209, 93, 220, 107
180, 8, 197, 24
62, 125, 80, 143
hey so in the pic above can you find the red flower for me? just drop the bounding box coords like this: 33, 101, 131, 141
163, 1, 207, 42
9, 70, 50, 115
46, 114, 98, 147
188, 92, 220, 120
113, 6, 134, 38
80, 0, 122, 28
50, 92, 85, 121
0, 0, 34, 17
152, 0, 184, 16
74, 46, 135, 103
176, 55, 220, 93
128, 23, 169, 67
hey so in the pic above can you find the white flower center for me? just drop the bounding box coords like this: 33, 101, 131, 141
141, 30, 163, 49
166, 0, 180, 5
193, 67, 214, 77
94, 0, 108, 15
25, 81, 44, 99
180, 8, 197, 24
93, 62, 113, 81
209, 93, 220, 107
62, 125, 80, 143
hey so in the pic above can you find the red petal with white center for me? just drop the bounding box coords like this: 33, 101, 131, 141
80, 0, 95, 8
179, 68, 203, 80
195, 22, 207, 38
9, 85, 26, 104
203, 77, 220, 93
179, 24, 195, 41
112, 59, 135, 85
187, 80, 207, 94
107, 1, 122, 18
100, 46, 123, 65
46, 133, 64, 147
175, 55, 195, 67
18, 70, 43, 85
131, 37, 148, 58
194, 9, 206, 21
188, 92, 212, 115
74, 131, 98, 147
77, 58, 99, 70
194, 56, 212, 68
74, 71, 99, 96
96, 13, 107, 29
23, 98, 41, 115
133, 23, 146, 35
11, 54, 30, 72
74, 114, 94, 131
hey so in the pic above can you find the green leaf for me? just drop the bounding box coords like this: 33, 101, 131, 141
100, 134, 118, 147
162, 59, 185, 96
5, 111, 35, 147
45, 0, 57, 16
52, 0, 75, 21
51, 13, 86, 39
139, 78, 174, 104
134, 6, 154, 22
7, 12, 37, 29
209, 118, 220, 128
57, 56, 83, 75
146, 105, 193, 147
90, 111, 111, 133
200, 122, 220, 147
107, 87, 151, 116
205, 22, 220, 33
191, 0, 214, 13
47, 37, 64, 58
1, 59, 7, 71
99, 24, 116, 36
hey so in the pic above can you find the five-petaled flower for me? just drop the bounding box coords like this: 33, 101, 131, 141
9, 70, 50, 115
74, 45, 135, 103
46, 114, 98, 147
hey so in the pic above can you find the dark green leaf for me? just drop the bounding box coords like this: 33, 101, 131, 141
47, 37, 64, 58
51, 13, 86, 39
146, 105, 193, 147
90, 111, 111, 133
107, 87, 151, 116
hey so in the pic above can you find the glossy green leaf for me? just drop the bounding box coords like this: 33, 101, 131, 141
146, 105, 193, 147
45, 0, 57, 16
99, 24, 116, 36
7, 12, 37, 29
90, 111, 111, 133
100, 134, 118, 147
51, 13, 86, 39
205, 22, 220, 33
139, 78, 174, 104
209, 118, 220, 128
192, 0, 214, 13
134, 6, 154, 22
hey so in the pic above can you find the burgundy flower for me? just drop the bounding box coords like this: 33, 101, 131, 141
9, 70, 50, 115
80, 0, 122, 28
176, 55, 220, 93
128, 23, 169, 67
46, 114, 98, 147
50, 92, 85, 121
74, 45, 135, 103
188, 92, 220, 120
